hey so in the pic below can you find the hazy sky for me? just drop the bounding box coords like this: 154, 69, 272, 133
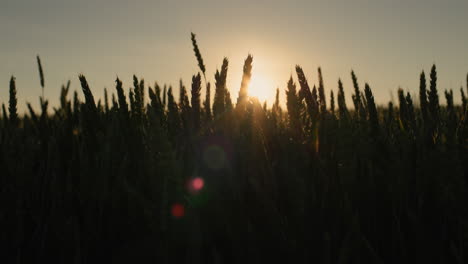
1, 0, 467, 111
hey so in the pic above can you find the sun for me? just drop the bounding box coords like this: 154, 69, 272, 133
248, 74, 274, 102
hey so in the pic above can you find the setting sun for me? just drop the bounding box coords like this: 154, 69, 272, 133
248, 74, 275, 102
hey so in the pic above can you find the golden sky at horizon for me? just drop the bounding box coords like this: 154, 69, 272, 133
1, 0, 468, 112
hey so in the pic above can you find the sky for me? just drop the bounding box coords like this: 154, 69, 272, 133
1, 0, 467, 112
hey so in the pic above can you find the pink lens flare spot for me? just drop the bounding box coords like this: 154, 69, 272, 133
171, 203, 185, 219
191, 177, 204, 191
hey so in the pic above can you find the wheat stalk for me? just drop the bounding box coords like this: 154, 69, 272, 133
191, 32, 206, 80
37, 55, 45, 98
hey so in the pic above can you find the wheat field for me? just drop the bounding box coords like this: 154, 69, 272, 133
0, 33, 467, 263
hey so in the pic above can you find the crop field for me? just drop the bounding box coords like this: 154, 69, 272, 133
0, 34, 467, 263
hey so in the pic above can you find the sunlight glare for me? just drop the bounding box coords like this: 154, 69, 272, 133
248, 74, 274, 102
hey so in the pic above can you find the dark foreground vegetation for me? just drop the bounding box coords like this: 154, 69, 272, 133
1, 34, 467, 263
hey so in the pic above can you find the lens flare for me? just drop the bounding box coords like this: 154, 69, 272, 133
192, 177, 204, 191
171, 203, 185, 219
187, 177, 205, 194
